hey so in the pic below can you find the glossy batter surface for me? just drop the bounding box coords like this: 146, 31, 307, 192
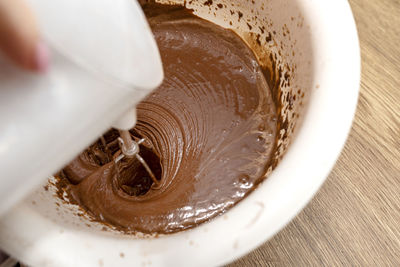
58, 4, 278, 234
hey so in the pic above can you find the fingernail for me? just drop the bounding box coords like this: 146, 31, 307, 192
34, 41, 50, 72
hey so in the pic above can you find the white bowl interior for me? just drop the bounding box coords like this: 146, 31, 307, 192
0, 0, 360, 266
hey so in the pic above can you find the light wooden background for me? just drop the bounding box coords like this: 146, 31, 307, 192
230, 0, 400, 265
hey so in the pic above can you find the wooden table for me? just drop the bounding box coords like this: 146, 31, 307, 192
230, 0, 400, 265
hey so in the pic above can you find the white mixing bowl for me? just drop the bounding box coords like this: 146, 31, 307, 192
0, 0, 360, 266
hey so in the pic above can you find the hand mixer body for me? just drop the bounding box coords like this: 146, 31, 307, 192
0, 0, 163, 215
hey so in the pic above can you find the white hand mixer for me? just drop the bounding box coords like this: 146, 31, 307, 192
0, 0, 163, 215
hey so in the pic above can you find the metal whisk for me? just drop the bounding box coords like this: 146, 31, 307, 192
115, 130, 159, 186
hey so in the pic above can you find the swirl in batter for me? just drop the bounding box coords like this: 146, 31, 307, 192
58, 4, 278, 234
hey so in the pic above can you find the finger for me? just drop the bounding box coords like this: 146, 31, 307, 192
0, 0, 49, 72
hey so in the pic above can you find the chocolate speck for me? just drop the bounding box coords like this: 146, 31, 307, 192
265, 32, 272, 42
203, 0, 212, 6
284, 72, 290, 81
247, 23, 252, 30
238, 11, 243, 21
256, 34, 261, 46
286, 93, 294, 110
217, 3, 223, 8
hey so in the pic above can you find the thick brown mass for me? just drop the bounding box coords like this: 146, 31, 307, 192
58, 3, 278, 234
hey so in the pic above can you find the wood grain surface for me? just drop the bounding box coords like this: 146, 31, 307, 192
229, 0, 400, 265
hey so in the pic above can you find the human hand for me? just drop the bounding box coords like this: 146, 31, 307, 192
0, 0, 49, 72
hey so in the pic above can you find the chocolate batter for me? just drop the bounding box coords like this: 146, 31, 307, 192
57, 3, 278, 234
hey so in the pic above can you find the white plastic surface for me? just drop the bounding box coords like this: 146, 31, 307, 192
0, 0, 163, 215
26, 0, 163, 89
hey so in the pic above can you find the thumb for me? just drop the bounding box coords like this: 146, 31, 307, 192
0, 0, 49, 72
